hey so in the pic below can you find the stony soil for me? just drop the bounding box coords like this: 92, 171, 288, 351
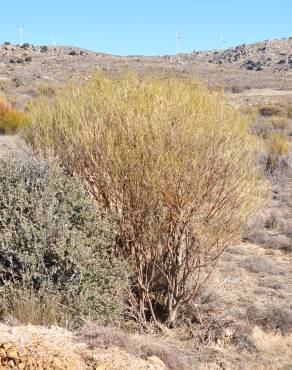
0, 324, 166, 370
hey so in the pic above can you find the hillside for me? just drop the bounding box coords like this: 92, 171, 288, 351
179, 37, 292, 73
1, 37, 292, 103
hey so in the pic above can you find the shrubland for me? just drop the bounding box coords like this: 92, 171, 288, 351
27, 73, 265, 328
0, 154, 126, 328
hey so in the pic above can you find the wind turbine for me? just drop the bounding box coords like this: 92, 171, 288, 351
51, 36, 57, 46
18, 26, 24, 45
220, 35, 226, 50
175, 30, 180, 54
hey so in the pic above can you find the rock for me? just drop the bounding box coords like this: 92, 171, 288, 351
6, 348, 19, 359
21, 43, 31, 49
51, 357, 66, 369
1, 343, 16, 351
0, 349, 6, 358
95, 364, 109, 370
147, 356, 166, 369
40, 45, 48, 53
4, 45, 14, 51
242, 59, 257, 70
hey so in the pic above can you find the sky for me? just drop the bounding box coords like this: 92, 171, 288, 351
0, 1, 291, 56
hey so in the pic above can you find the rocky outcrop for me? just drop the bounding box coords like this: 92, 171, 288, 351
178, 37, 292, 73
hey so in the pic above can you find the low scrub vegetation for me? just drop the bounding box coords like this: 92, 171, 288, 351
268, 116, 289, 130
258, 103, 288, 117
27, 73, 265, 328
82, 325, 188, 370
0, 97, 29, 134
263, 132, 289, 171
0, 155, 126, 328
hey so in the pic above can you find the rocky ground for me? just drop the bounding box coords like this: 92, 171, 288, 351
179, 37, 292, 73
0, 324, 169, 370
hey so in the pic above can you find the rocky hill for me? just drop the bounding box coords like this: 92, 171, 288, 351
1, 37, 292, 102
178, 37, 292, 73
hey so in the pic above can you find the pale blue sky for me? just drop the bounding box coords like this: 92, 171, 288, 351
0, 1, 291, 55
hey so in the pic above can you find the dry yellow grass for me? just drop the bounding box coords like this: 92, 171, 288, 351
268, 116, 289, 130
264, 132, 289, 169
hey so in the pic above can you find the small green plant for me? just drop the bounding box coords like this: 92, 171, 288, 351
0, 155, 126, 328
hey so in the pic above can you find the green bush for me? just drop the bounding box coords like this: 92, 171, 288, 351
0, 155, 126, 328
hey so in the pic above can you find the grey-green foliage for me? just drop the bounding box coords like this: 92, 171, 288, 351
0, 155, 126, 328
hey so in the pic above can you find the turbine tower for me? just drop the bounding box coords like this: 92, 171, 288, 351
220, 35, 225, 50
51, 36, 56, 46
18, 27, 24, 45
176, 30, 180, 54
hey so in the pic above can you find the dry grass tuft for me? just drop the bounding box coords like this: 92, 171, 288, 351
81, 325, 189, 370
263, 132, 289, 171
268, 116, 289, 130
240, 255, 283, 274
248, 305, 292, 335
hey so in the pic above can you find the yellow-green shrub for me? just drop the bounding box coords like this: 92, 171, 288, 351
264, 132, 289, 170
27, 73, 265, 327
0, 99, 29, 134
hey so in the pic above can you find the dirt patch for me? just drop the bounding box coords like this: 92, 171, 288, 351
0, 134, 30, 159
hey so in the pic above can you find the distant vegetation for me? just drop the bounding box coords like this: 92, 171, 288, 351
258, 102, 292, 118
27, 73, 265, 327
